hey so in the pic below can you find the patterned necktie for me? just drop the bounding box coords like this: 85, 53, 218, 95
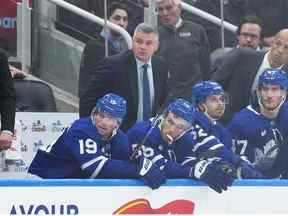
142, 64, 151, 120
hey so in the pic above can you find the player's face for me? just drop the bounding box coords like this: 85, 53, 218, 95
156, 0, 181, 27
161, 112, 191, 143
200, 94, 226, 120
259, 84, 286, 111
94, 112, 119, 139
132, 31, 159, 63
109, 8, 128, 37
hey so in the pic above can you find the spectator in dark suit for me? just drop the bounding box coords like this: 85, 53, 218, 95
236, 15, 263, 50
79, 23, 168, 131
184, 0, 250, 51
0, 50, 16, 150
82, 0, 144, 36
155, 0, 211, 102
211, 29, 288, 124
210, 15, 264, 66
78, 2, 130, 97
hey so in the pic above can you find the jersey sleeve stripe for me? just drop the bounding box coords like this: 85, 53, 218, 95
151, 154, 164, 163
192, 135, 216, 152
181, 156, 197, 166
81, 155, 107, 170
90, 157, 108, 179
209, 143, 224, 150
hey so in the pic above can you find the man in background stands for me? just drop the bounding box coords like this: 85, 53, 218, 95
211, 15, 264, 70
236, 15, 264, 50
155, 0, 210, 102
78, 2, 130, 97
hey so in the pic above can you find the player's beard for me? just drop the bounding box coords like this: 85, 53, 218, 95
259, 95, 285, 118
209, 107, 225, 120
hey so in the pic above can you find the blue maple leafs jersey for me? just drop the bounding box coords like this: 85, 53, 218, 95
194, 111, 233, 149
227, 103, 288, 178
127, 118, 196, 178
28, 117, 139, 179
127, 116, 239, 178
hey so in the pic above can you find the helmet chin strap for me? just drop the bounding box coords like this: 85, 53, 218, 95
166, 127, 192, 145
202, 103, 219, 122
258, 93, 286, 116
91, 109, 120, 140
165, 123, 193, 145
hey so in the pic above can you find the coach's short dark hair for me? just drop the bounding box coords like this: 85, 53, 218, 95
134, 23, 159, 42
107, 2, 130, 18
134, 23, 158, 35
237, 15, 264, 39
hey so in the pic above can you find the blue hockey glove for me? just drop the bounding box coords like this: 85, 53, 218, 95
237, 160, 265, 179
137, 157, 166, 190
192, 158, 236, 193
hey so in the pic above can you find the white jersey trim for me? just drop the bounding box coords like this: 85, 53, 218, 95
90, 157, 108, 179
193, 135, 216, 152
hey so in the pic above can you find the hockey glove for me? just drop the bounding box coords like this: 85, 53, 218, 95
237, 160, 265, 179
192, 158, 236, 193
138, 156, 166, 190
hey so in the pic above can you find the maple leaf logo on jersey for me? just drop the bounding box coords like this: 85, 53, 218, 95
261, 130, 266, 137
113, 199, 195, 214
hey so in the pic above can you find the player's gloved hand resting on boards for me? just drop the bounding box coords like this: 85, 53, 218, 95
137, 156, 166, 190
189, 158, 236, 193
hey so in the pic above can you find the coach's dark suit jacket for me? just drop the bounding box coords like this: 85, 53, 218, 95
211, 48, 288, 124
0, 51, 16, 132
78, 37, 120, 98
79, 49, 169, 131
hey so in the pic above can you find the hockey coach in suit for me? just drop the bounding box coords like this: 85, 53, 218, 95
79, 23, 169, 131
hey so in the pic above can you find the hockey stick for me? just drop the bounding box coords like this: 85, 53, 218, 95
129, 114, 162, 161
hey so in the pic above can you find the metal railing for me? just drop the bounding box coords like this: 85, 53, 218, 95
180, 2, 237, 33
45, 0, 132, 49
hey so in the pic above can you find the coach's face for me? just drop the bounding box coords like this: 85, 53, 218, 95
269, 29, 288, 67
132, 31, 159, 63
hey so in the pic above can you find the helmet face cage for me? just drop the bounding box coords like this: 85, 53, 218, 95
205, 92, 230, 105
192, 81, 227, 105
166, 99, 195, 125
94, 93, 127, 120
256, 69, 288, 112
91, 107, 123, 125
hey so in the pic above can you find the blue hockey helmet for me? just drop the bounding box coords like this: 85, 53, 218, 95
95, 93, 127, 119
166, 99, 196, 124
258, 68, 288, 89
192, 81, 225, 105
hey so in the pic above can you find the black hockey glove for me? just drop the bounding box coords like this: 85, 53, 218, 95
137, 156, 166, 190
190, 158, 236, 193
